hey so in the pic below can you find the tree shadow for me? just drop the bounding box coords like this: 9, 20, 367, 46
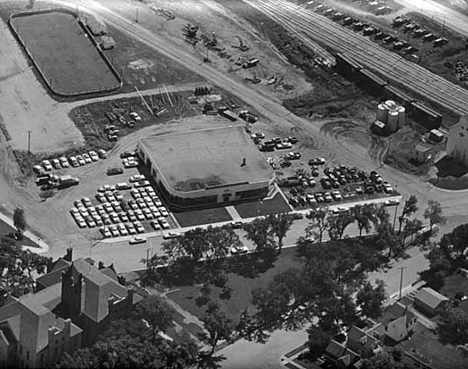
226, 251, 278, 279
435, 155, 468, 178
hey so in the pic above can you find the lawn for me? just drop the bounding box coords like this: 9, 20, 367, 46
166, 247, 304, 323
0, 217, 39, 249
401, 328, 468, 369
234, 192, 291, 219
10, 10, 120, 96
173, 207, 233, 228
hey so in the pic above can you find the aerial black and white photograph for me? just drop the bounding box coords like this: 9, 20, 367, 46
0, 0, 468, 368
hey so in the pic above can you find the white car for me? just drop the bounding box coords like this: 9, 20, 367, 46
76, 155, 86, 166
59, 157, 69, 168
129, 236, 147, 245
75, 217, 86, 228
383, 182, 393, 193
51, 158, 61, 169
69, 157, 79, 167
160, 208, 169, 217
159, 219, 170, 229
134, 180, 150, 188
89, 151, 99, 162
100, 227, 112, 238
150, 220, 161, 230
230, 245, 249, 255
98, 184, 116, 193
130, 112, 142, 122
42, 160, 53, 171
117, 223, 128, 236
83, 153, 92, 164
163, 231, 181, 239
129, 174, 146, 183
331, 190, 342, 201
97, 149, 108, 159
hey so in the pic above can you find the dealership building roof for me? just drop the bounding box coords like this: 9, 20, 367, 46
139, 125, 274, 193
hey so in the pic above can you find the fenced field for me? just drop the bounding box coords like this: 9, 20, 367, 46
10, 9, 121, 97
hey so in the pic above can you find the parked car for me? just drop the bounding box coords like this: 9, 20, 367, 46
97, 149, 108, 159
100, 227, 112, 238
150, 220, 161, 230
120, 150, 137, 159
107, 167, 124, 176
308, 157, 326, 166
290, 212, 304, 220
383, 182, 393, 193
83, 153, 92, 164
89, 151, 99, 161
134, 180, 150, 188
69, 157, 79, 167
42, 160, 53, 171
76, 155, 86, 166
98, 184, 116, 192
230, 245, 249, 255
134, 221, 145, 233
129, 236, 147, 245
231, 221, 243, 229
331, 190, 342, 201
129, 174, 146, 183
109, 225, 119, 237
59, 157, 69, 168
163, 231, 181, 239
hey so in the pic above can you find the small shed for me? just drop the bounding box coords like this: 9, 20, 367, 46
429, 129, 444, 143
412, 144, 431, 163
100, 36, 116, 50
414, 287, 449, 316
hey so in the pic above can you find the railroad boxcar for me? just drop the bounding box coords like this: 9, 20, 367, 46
357, 68, 388, 96
409, 102, 442, 129
335, 52, 363, 80
384, 85, 414, 110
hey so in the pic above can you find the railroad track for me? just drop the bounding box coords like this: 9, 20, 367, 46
246, 0, 468, 116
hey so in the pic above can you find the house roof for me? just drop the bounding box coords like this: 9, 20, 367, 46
415, 144, 430, 153
37, 259, 71, 289
0, 296, 82, 353
347, 326, 378, 348
100, 267, 118, 282
414, 287, 449, 310
325, 339, 361, 365
70, 259, 129, 323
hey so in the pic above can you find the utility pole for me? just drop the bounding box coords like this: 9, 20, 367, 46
398, 266, 407, 300
136, 7, 139, 23
27, 130, 32, 152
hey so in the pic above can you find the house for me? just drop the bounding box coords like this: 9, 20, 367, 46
346, 325, 381, 358
0, 286, 82, 368
414, 287, 449, 316
0, 248, 142, 368
411, 144, 431, 163
324, 339, 361, 368
447, 115, 468, 166
381, 302, 417, 343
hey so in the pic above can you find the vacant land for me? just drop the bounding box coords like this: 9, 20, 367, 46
10, 10, 120, 96
166, 247, 303, 322
401, 328, 468, 369
173, 207, 233, 228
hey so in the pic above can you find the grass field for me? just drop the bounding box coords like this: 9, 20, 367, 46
10, 10, 120, 96
173, 207, 233, 228
166, 247, 303, 323
234, 192, 291, 219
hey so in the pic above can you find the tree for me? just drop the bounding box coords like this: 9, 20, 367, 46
13, 207, 26, 234
243, 217, 276, 252
439, 307, 468, 345
269, 213, 293, 254
360, 351, 408, 369
424, 200, 446, 231
134, 295, 173, 342
306, 326, 335, 361
398, 195, 418, 234
327, 213, 355, 240
56, 348, 97, 369
403, 218, 424, 245
198, 300, 233, 368
352, 204, 376, 237
305, 208, 329, 243
356, 280, 387, 319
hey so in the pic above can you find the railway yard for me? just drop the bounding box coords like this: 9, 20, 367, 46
2, 0, 468, 366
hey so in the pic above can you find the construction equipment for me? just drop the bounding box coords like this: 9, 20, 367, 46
231, 36, 249, 52
183, 23, 199, 38
242, 57, 259, 69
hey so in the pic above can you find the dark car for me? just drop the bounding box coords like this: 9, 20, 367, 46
290, 213, 304, 220
120, 151, 136, 159
231, 221, 243, 229
107, 167, 124, 176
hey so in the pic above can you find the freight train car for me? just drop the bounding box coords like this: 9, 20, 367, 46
384, 85, 414, 110
409, 102, 442, 129
357, 68, 388, 96
335, 52, 363, 81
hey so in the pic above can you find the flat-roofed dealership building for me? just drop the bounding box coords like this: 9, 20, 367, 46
136, 126, 275, 210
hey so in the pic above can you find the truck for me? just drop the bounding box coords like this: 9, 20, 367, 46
56, 175, 79, 189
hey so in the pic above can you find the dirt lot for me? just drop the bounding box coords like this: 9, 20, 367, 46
11, 10, 121, 96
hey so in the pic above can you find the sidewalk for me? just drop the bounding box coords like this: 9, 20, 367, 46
0, 210, 49, 254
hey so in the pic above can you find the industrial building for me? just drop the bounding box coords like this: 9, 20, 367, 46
374, 100, 405, 133
447, 115, 468, 166
136, 126, 275, 210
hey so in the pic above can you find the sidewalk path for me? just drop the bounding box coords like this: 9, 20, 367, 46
0, 210, 49, 253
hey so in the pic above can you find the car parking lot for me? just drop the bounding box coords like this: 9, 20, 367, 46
273, 153, 397, 210
68, 153, 176, 239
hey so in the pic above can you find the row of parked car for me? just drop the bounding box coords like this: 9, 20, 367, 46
35, 149, 108, 174
252, 135, 299, 152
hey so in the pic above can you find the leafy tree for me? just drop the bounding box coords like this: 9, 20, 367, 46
360, 351, 408, 369
398, 195, 418, 234
424, 200, 446, 231
134, 295, 173, 342
205, 225, 242, 260
352, 204, 376, 237
305, 207, 330, 243
179, 228, 210, 261
327, 212, 355, 240
13, 207, 26, 234
306, 326, 335, 361
269, 213, 293, 254
18, 250, 49, 278
198, 301, 233, 368
372, 204, 391, 232
243, 217, 275, 252
356, 280, 387, 319
403, 218, 424, 245
439, 307, 468, 345
56, 348, 97, 369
